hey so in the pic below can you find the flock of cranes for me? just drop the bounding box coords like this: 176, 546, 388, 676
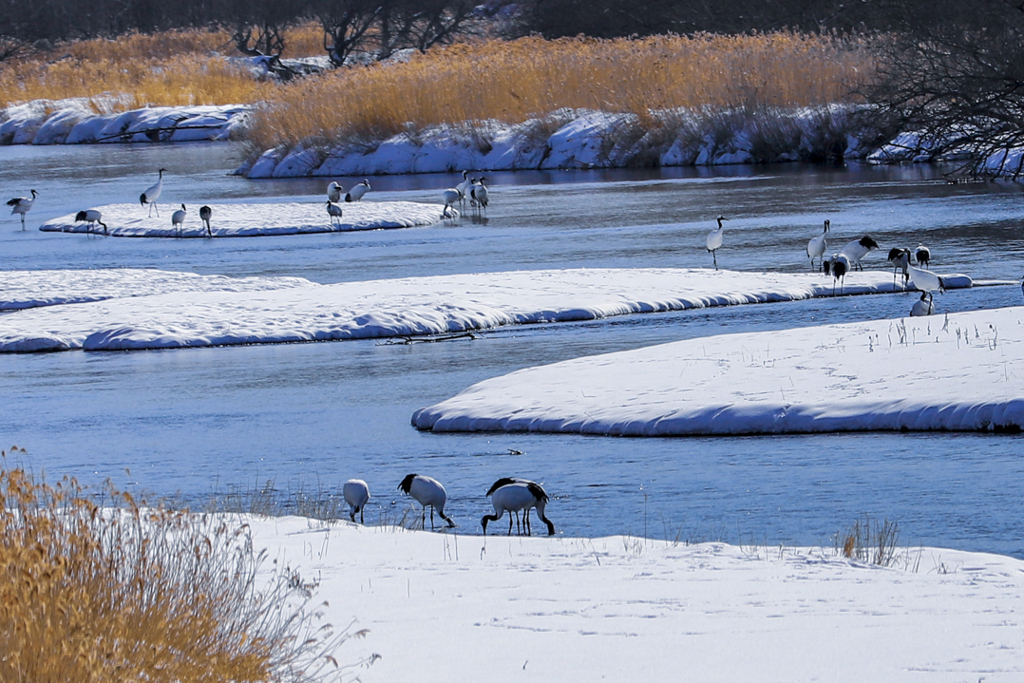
705, 215, 944, 316
341, 474, 556, 536
442, 170, 489, 219
2, 173, 985, 321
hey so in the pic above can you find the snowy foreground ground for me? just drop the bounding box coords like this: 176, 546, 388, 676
0, 267, 972, 352
250, 516, 1024, 682
414, 304, 1024, 435
39, 201, 446, 237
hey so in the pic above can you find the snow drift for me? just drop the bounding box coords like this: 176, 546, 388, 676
413, 305, 1024, 435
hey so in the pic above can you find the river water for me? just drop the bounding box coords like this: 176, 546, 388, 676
2, 142, 1023, 555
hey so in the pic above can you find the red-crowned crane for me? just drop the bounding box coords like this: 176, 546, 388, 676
907, 263, 944, 293
807, 219, 829, 271
482, 479, 555, 536
838, 235, 879, 271
328, 181, 344, 204
326, 200, 343, 226
398, 474, 455, 530
7, 189, 37, 230
140, 168, 167, 217
910, 291, 934, 316
442, 188, 461, 219
470, 177, 488, 214
75, 209, 108, 235
455, 170, 471, 209
827, 253, 851, 295
199, 205, 212, 237
887, 247, 911, 291
345, 179, 370, 202
706, 216, 726, 270
343, 479, 370, 524
171, 204, 186, 236
915, 244, 931, 268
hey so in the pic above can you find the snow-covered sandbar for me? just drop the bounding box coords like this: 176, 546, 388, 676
250, 516, 1024, 682
0, 269, 314, 311
38, 201, 446, 237
0, 268, 973, 352
413, 305, 1024, 435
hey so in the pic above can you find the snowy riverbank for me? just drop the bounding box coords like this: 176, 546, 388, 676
240, 105, 872, 178
39, 201, 446, 237
0, 267, 976, 352
413, 304, 1024, 435
248, 516, 1024, 682
0, 98, 249, 145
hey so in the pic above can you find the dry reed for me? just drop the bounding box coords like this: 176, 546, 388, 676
0, 23, 326, 110
245, 32, 876, 153
0, 464, 348, 682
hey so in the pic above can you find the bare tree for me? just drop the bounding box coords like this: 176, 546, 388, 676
865, 0, 1024, 177
314, 0, 380, 66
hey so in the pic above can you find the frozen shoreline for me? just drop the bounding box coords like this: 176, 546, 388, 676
0, 267, 976, 352
247, 515, 1024, 682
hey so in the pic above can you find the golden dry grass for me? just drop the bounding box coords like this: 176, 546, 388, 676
246, 32, 876, 152
0, 462, 343, 683
0, 23, 327, 110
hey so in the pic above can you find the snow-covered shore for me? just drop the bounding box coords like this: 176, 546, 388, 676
413, 304, 1024, 436
0, 267, 974, 352
241, 106, 870, 178
249, 516, 1024, 682
0, 98, 249, 145
39, 201, 446, 237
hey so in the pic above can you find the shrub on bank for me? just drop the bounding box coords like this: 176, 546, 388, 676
0, 464, 348, 683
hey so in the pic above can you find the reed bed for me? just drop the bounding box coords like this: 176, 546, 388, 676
246, 32, 876, 153
0, 464, 347, 682
0, 23, 326, 110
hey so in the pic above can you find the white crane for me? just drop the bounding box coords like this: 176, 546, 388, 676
74, 209, 107, 235
837, 235, 879, 271
171, 204, 187, 236
326, 201, 343, 226
806, 219, 829, 271
907, 263, 944, 293
482, 479, 555, 536
7, 189, 37, 230
914, 244, 931, 268
706, 216, 726, 270
910, 291, 934, 316
328, 181, 344, 204
397, 474, 455, 529
470, 177, 488, 214
199, 205, 212, 237
140, 168, 167, 217
343, 479, 370, 524
442, 188, 461, 219
887, 247, 911, 291
345, 179, 370, 202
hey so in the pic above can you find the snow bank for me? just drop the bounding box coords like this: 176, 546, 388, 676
38, 200, 445, 238
0, 98, 249, 145
248, 516, 1024, 682
0, 269, 314, 311
0, 267, 973, 352
413, 305, 1024, 436
242, 105, 872, 178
